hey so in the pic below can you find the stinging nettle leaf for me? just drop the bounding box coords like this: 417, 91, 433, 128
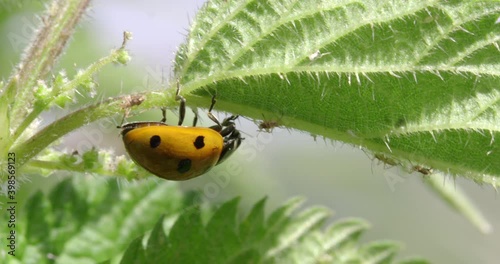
174, 0, 500, 184
126, 197, 415, 263
120, 236, 147, 264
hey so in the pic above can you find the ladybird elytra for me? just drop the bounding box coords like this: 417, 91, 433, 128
122, 123, 224, 180
119, 82, 243, 181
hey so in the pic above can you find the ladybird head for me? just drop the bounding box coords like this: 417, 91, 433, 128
214, 115, 243, 165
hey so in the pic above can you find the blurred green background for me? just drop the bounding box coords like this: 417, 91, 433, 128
1, 1, 499, 263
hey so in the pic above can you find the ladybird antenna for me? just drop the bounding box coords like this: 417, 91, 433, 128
117, 113, 127, 128
238, 129, 251, 138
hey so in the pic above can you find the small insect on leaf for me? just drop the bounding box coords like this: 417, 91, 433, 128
257, 113, 283, 133
413, 165, 433, 176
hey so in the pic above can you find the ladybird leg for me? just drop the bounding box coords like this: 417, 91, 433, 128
221, 115, 239, 126
219, 124, 235, 137
192, 110, 198, 127
219, 116, 240, 137
207, 112, 221, 128
160, 107, 167, 123
208, 94, 216, 112
209, 114, 239, 132
217, 143, 234, 164
176, 82, 186, 126
217, 131, 243, 165
207, 94, 222, 128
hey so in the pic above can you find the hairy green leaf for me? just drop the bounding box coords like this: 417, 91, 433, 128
0, 177, 183, 264
173, 0, 500, 184
0, 179, 424, 263
123, 197, 412, 263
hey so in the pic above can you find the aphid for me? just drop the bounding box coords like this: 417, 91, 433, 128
374, 153, 400, 167
413, 165, 433, 175
258, 114, 283, 133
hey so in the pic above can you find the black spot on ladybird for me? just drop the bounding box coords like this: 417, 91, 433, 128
177, 159, 192, 173
150, 135, 161, 148
193, 136, 205, 149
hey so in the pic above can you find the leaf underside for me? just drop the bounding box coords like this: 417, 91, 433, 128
173, 0, 500, 183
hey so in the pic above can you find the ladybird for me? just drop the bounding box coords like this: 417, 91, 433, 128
119, 84, 243, 181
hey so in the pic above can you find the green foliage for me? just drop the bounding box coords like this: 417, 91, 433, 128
120, 196, 419, 264
0, 177, 184, 263
0, 178, 425, 263
0, 0, 133, 177
25, 148, 152, 180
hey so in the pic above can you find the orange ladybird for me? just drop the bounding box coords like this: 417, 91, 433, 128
120, 84, 242, 180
